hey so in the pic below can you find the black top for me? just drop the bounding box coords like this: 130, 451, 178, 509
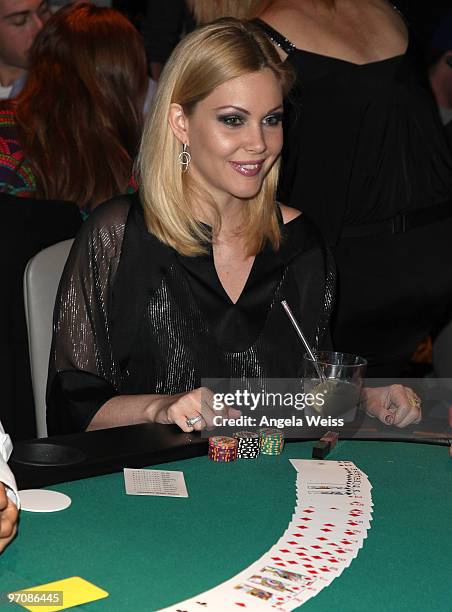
254, 18, 452, 245
47, 194, 335, 435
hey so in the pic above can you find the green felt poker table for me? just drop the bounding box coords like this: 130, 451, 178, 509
1, 424, 451, 612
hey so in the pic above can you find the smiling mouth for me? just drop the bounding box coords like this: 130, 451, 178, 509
229, 161, 265, 177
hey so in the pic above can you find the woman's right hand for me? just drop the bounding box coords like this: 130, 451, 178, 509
150, 387, 241, 433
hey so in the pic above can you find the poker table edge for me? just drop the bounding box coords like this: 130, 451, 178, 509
9, 422, 450, 489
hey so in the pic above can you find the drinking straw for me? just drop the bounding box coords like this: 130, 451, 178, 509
281, 300, 326, 381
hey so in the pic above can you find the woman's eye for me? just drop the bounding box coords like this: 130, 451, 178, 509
263, 113, 283, 126
218, 115, 244, 127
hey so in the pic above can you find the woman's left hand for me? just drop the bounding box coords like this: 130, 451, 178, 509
361, 385, 422, 427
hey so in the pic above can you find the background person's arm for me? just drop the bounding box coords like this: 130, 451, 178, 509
0, 422, 19, 553
0, 422, 19, 508
0, 484, 18, 553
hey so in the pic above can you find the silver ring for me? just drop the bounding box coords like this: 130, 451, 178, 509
186, 415, 202, 427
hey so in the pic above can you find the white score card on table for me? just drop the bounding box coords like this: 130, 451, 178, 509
123, 468, 188, 497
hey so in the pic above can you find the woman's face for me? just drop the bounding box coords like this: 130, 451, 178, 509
179, 68, 284, 209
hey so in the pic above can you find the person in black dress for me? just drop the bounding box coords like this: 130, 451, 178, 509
46, 19, 421, 435
254, 0, 452, 377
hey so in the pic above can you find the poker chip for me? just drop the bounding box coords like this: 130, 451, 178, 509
259, 428, 284, 455
232, 431, 260, 459
208, 436, 238, 462
208, 430, 284, 462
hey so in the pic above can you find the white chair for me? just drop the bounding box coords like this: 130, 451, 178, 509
23, 239, 74, 438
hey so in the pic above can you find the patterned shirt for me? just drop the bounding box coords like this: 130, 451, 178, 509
0, 107, 138, 215
0, 107, 36, 197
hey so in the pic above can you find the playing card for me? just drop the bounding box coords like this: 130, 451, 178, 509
158, 460, 373, 612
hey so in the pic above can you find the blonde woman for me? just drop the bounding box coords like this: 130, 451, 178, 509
164, 0, 452, 379
47, 18, 421, 435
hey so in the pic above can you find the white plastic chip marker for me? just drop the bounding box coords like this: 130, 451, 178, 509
19, 489, 71, 512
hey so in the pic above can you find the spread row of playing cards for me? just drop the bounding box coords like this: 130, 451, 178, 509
160, 460, 373, 611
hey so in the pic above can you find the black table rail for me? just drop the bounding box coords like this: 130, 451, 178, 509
9, 417, 450, 489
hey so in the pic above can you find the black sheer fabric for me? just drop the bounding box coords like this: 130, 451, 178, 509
47, 194, 335, 435
253, 17, 452, 376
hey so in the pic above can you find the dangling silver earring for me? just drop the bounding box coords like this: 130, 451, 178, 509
178, 143, 191, 172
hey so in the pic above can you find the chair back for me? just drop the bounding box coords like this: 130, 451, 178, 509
24, 239, 74, 437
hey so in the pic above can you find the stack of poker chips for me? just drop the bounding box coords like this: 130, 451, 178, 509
259, 428, 285, 455
232, 431, 260, 459
208, 436, 238, 462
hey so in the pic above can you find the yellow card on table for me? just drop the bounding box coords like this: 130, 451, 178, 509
13, 576, 109, 611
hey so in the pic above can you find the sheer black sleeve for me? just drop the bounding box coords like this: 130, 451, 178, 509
46, 197, 131, 435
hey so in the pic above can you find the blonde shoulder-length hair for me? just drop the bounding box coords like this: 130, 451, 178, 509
138, 18, 294, 257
